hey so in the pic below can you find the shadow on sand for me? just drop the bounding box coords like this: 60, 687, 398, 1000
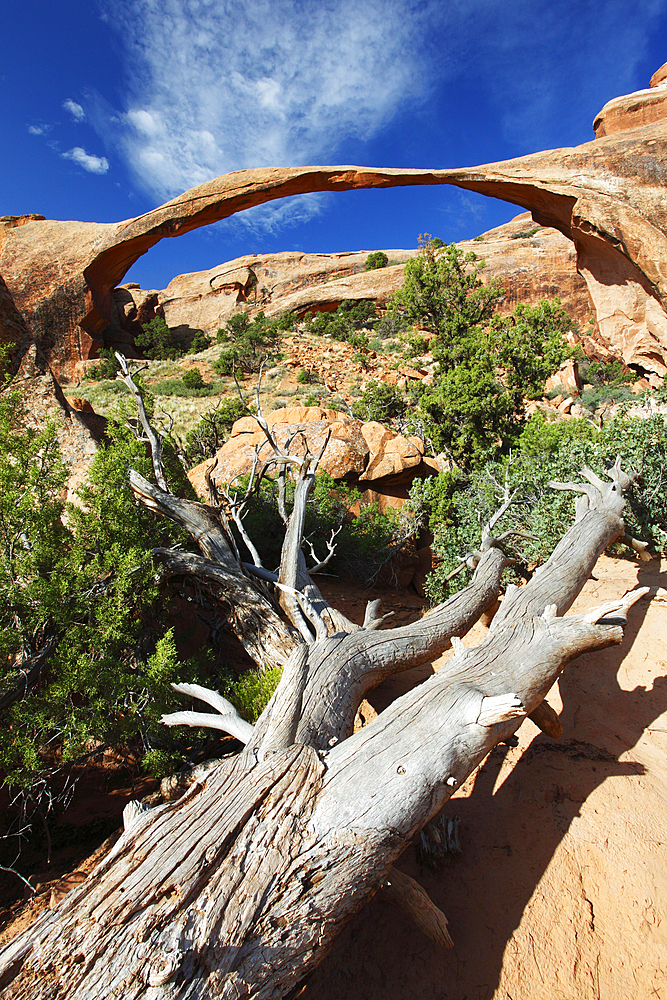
303, 559, 667, 1000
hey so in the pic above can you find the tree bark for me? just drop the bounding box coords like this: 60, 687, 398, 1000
0, 460, 647, 1000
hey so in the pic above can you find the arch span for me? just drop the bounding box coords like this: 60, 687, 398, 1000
2, 113, 667, 377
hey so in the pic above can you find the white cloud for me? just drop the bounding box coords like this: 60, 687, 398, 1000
63, 98, 85, 121
95, 0, 441, 218
62, 147, 110, 174
27, 125, 46, 135
95, 0, 667, 235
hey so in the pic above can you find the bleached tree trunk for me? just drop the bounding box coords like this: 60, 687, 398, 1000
0, 442, 649, 999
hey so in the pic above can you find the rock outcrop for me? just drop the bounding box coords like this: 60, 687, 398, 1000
594, 60, 667, 137
156, 250, 414, 336
187, 406, 438, 499
121, 213, 590, 342
0, 267, 103, 484
2, 69, 667, 379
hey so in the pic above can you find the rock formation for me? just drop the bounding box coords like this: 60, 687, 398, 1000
116, 212, 590, 344
187, 406, 438, 500
2, 67, 667, 378
594, 60, 667, 137
0, 268, 103, 488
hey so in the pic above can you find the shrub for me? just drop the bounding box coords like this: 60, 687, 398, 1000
364, 251, 389, 271
135, 316, 184, 361
184, 399, 248, 466
390, 236, 504, 339
188, 330, 212, 354
84, 347, 121, 381
577, 359, 637, 410
228, 666, 283, 723
150, 377, 221, 398
181, 368, 205, 390
392, 237, 574, 466
227, 470, 401, 585
297, 368, 315, 385
351, 380, 407, 423
0, 391, 199, 800
212, 311, 283, 375
304, 300, 378, 344
412, 412, 667, 603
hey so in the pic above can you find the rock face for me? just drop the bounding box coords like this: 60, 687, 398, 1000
187, 407, 437, 498
3, 66, 667, 378
594, 61, 667, 137
127, 213, 589, 343
0, 267, 102, 485
156, 250, 414, 336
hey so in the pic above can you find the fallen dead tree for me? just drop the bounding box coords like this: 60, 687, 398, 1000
0, 359, 653, 999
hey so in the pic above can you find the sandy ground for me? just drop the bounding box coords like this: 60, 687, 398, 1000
303, 554, 667, 1000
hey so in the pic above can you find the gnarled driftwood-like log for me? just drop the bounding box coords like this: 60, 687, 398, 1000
0, 372, 653, 1000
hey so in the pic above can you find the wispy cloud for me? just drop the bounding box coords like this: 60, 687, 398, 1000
27, 124, 48, 136
95, 0, 441, 211
62, 147, 110, 174
63, 98, 85, 121
94, 0, 667, 235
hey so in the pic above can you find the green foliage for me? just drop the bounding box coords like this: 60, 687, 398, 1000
135, 316, 184, 361
391, 236, 504, 338
230, 470, 401, 584
83, 347, 121, 381
303, 300, 378, 346
413, 412, 667, 604
490, 300, 574, 400
351, 352, 371, 369
212, 311, 283, 375
510, 228, 540, 239
150, 376, 222, 398
0, 393, 203, 796
376, 309, 408, 340
297, 367, 316, 385
577, 359, 637, 410
181, 368, 205, 390
351, 380, 408, 423
394, 237, 574, 466
184, 399, 248, 466
364, 251, 389, 271
187, 330, 212, 354
228, 666, 283, 723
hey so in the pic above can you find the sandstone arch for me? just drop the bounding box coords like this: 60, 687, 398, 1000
2, 82, 667, 378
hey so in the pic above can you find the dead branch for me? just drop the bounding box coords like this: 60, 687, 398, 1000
115, 353, 170, 494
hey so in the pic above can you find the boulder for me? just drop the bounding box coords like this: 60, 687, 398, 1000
545, 358, 581, 395
188, 407, 436, 498
65, 397, 95, 413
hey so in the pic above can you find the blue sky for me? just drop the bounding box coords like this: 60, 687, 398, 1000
3, 1, 667, 289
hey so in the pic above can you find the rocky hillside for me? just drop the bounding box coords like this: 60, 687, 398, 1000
108, 211, 593, 358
